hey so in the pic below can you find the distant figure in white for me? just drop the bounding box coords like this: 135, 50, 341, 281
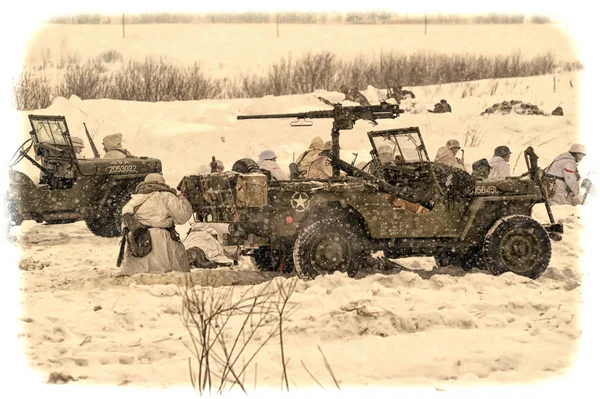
545, 143, 587, 206
488, 146, 512, 180
71, 136, 85, 159
119, 173, 193, 275
434, 139, 465, 170
102, 133, 134, 158
258, 150, 289, 180
307, 141, 334, 179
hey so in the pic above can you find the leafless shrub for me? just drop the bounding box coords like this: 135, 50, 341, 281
23, 51, 583, 103
12, 71, 52, 110
57, 53, 81, 70
179, 275, 298, 395
293, 52, 337, 93
184, 62, 221, 99
97, 49, 123, 63
56, 59, 109, 100
464, 127, 485, 147
107, 58, 219, 101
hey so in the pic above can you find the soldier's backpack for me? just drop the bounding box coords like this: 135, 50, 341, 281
289, 151, 311, 179
117, 200, 152, 265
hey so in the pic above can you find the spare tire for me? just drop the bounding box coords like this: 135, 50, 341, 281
232, 158, 261, 174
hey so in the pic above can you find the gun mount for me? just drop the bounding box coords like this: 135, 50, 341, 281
237, 102, 402, 177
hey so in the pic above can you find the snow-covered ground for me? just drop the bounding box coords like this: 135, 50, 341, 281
4, 69, 598, 394
3, 14, 600, 399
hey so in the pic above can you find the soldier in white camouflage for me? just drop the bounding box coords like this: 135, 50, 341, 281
545, 143, 587, 206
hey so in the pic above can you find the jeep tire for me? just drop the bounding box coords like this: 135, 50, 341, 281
85, 211, 122, 237
293, 218, 368, 280
482, 215, 551, 279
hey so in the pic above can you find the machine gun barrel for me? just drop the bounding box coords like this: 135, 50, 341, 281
238, 110, 334, 120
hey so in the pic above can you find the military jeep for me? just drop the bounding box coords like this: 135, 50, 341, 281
178, 104, 562, 280
5, 115, 162, 237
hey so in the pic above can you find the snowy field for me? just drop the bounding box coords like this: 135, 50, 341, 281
20, 22, 578, 80
3, 14, 600, 399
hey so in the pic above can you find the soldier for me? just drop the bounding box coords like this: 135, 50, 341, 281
71, 136, 85, 159
102, 133, 134, 158
471, 158, 491, 181
388, 85, 416, 103
118, 173, 193, 276
258, 150, 289, 181
184, 222, 233, 269
377, 144, 395, 165
545, 143, 587, 206
306, 141, 333, 179
429, 99, 452, 113
434, 139, 465, 170
340, 85, 370, 106
489, 146, 512, 180
211, 159, 225, 173
294, 136, 324, 177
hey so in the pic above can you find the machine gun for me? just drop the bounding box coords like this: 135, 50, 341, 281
237, 102, 402, 176
524, 146, 556, 225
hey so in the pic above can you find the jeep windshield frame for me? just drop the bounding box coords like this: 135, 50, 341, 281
28, 114, 78, 161
367, 127, 431, 164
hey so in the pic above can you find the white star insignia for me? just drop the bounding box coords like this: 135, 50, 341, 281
291, 192, 310, 212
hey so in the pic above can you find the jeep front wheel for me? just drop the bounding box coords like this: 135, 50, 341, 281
293, 218, 368, 280
85, 212, 122, 237
482, 215, 551, 279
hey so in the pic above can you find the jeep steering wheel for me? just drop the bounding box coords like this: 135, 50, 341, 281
9, 139, 33, 167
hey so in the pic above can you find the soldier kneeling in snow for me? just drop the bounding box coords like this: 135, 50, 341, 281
545, 143, 587, 206
118, 173, 193, 275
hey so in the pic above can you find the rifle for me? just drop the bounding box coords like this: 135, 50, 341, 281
238, 103, 402, 177
83, 122, 101, 158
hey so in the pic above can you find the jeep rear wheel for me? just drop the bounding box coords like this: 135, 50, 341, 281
482, 215, 551, 279
293, 218, 368, 280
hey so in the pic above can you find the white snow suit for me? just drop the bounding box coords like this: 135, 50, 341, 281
119, 182, 193, 275
545, 152, 582, 205
258, 159, 289, 181
488, 156, 510, 180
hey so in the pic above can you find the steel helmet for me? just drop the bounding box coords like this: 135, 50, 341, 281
445, 139, 461, 149
71, 136, 85, 148
569, 143, 587, 155
494, 145, 511, 157
259, 150, 277, 161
